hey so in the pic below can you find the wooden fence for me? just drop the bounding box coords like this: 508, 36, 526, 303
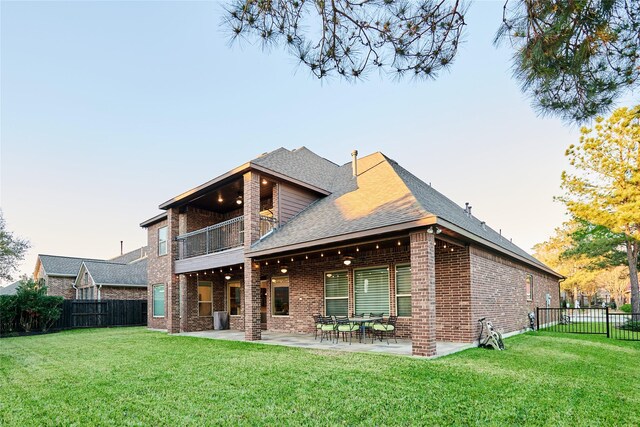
52, 299, 147, 330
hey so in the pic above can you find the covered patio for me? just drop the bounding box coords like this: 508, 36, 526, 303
176, 329, 473, 358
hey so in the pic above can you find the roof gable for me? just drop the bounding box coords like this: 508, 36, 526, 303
82, 259, 147, 287
38, 254, 105, 277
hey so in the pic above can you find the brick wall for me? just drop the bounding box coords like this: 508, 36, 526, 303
147, 218, 170, 330
47, 276, 76, 299
100, 287, 147, 300
470, 245, 560, 337
435, 241, 473, 342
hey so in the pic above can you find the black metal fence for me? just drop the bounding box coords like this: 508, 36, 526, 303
537, 307, 639, 341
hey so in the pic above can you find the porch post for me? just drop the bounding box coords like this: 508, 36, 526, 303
244, 257, 261, 340
166, 207, 181, 334
410, 229, 436, 357
179, 274, 188, 332
243, 171, 261, 340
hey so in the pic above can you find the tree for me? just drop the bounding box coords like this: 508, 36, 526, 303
0, 210, 30, 282
224, 0, 639, 122
533, 220, 601, 301
565, 218, 633, 269
595, 266, 629, 307
559, 105, 640, 313
497, 0, 640, 122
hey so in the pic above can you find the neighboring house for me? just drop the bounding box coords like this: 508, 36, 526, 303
34, 247, 148, 300
74, 257, 148, 301
140, 147, 562, 356
0, 281, 21, 296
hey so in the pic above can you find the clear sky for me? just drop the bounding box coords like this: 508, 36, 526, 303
1, 0, 630, 286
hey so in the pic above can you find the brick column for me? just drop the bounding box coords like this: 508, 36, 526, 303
410, 230, 436, 357
244, 257, 261, 340
166, 207, 181, 334
243, 171, 261, 340
179, 274, 188, 332
272, 183, 280, 225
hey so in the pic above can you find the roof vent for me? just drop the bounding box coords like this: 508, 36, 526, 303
464, 202, 472, 217
351, 150, 358, 177
480, 221, 486, 230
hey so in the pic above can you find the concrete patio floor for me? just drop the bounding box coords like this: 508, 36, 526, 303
175, 329, 474, 358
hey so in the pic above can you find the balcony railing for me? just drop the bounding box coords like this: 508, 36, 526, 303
176, 215, 277, 260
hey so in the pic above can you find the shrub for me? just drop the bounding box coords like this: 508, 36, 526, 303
4, 279, 64, 334
609, 300, 617, 310
0, 295, 18, 333
620, 304, 632, 313
619, 320, 640, 332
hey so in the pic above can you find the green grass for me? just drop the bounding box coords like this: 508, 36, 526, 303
1, 328, 639, 426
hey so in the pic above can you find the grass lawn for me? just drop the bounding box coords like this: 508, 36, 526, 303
543, 321, 640, 340
1, 328, 639, 426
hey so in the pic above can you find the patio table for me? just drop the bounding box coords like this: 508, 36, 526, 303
348, 317, 383, 343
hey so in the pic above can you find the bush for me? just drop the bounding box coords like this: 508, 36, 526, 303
0, 279, 63, 335
620, 304, 632, 313
619, 320, 640, 332
609, 300, 617, 310
0, 295, 18, 333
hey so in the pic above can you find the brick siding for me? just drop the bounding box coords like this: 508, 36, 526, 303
147, 218, 170, 330
470, 245, 560, 337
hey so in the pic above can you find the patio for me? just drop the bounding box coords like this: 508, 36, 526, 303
176, 329, 473, 358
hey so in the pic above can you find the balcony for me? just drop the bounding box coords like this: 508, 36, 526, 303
176, 215, 277, 261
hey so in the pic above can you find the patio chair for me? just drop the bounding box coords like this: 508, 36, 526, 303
312, 314, 323, 340
372, 316, 398, 344
336, 317, 359, 345
364, 312, 385, 340
319, 316, 336, 343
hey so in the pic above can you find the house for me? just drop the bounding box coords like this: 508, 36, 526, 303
34, 247, 148, 300
140, 147, 562, 356
0, 280, 21, 296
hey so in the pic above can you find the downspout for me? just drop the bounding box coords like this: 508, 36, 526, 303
72, 278, 79, 300
98, 284, 102, 301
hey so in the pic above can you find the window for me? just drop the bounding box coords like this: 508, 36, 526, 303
272, 276, 289, 316
324, 271, 348, 316
355, 267, 390, 315
229, 281, 241, 316
395, 265, 412, 317
198, 281, 213, 317
153, 284, 165, 317
526, 274, 533, 301
158, 226, 168, 256
84, 272, 89, 285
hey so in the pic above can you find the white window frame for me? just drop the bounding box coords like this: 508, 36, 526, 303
152, 284, 165, 318
324, 270, 349, 317
271, 276, 290, 317
395, 264, 412, 318
198, 281, 213, 317
353, 265, 391, 316
228, 281, 242, 317
526, 274, 533, 301
158, 226, 168, 256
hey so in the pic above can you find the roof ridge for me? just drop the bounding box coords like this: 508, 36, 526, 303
39, 254, 105, 261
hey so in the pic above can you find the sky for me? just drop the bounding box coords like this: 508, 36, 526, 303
0, 0, 632, 286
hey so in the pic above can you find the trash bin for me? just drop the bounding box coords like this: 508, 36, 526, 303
213, 311, 229, 330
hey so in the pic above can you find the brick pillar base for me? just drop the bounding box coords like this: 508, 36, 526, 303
167, 273, 181, 334
410, 230, 436, 356
244, 257, 261, 340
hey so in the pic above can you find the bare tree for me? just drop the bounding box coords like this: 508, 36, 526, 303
0, 210, 30, 282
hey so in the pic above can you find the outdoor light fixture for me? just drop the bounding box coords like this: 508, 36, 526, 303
261, 178, 268, 185
217, 194, 223, 203
427, 226, 442, 234
343, 256, 354, 266
236, 193, 243, 205
224, 274, 232, 280
280, 266, 288, 274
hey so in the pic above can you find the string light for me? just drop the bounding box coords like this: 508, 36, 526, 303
376, 244, 379, 249
397, 241, 401, 246
305, 255, 308, 259
356, 247, 360, 252
321, 253, 324, 257
338, 250, 341, 255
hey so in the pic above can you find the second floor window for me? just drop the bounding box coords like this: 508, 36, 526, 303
158, 226, 168, 256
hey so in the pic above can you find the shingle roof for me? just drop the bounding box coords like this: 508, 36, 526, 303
83, 259, 147, 287
0, 281, 21, 295
109, 247, 148, 264
252, 147, 340, 192
39, 255, 106, 277
249, 151, 556, 275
